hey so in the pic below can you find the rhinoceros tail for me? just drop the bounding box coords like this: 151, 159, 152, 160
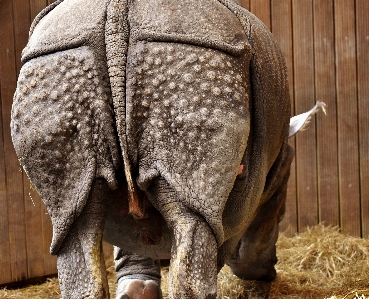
105, 0, 144, 219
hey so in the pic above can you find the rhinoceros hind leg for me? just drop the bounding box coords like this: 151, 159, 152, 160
147, 178, 218, 299
56, 180, 110, 299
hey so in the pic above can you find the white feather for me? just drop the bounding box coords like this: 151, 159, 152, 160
289, 101, 326, 137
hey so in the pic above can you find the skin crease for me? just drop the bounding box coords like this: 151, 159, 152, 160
10, 0, 298, 298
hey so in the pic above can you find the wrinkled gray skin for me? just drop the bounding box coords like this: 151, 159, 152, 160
11, 0, 294, 298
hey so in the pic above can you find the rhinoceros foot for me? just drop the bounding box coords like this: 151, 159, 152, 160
116, 279, 162, 299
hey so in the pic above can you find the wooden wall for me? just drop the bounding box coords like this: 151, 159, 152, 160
238, 0, 368, 239
0, 0, 58, 286
0, 0, 368, 285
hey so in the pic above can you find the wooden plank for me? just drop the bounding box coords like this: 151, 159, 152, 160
0, 71, 12, 284
238, 0, 250, 11
0, 0, 27, 283
0, 0, 12, 284
12, 0, 46, 281
334, 0, 361, 236
356, 0, 369, 238
13, 0, 30, 73
250, 0, 271, 30
292, 0, 319, 231
30, 0, 48, 19
313, 0, 340, 227
271, 0, 297, 236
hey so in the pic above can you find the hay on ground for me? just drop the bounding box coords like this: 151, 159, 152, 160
0, 224, 368, 299
271, 224, 369, 299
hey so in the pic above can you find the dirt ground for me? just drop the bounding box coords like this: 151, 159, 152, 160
1, 225, 368, 299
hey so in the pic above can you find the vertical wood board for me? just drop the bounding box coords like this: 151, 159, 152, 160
356, 0, 369, 238
30, 0, 49, 21
1, 0, 28, 284
334, 0, 361, 236
238, 0, 250, 11
12, 0, 46, 280
0, 43, 12, 284
292, 0, 319, 230
313, 0, 340, 226
250, 0, 271, 30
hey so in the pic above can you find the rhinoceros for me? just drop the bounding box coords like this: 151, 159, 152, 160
10, 0, 325, 298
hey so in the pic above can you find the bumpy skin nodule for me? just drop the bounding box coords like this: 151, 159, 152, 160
11, 0, 292, 298
11, 46, 120, 254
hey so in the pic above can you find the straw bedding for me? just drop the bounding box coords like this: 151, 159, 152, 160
1, 224, 368, 299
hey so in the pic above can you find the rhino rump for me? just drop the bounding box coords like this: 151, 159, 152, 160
11, 47, 120, 254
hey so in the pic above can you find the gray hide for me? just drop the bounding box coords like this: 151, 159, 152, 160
11, 0, 292, 298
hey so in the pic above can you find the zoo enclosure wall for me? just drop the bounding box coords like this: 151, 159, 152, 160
0, 0, 368, 286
